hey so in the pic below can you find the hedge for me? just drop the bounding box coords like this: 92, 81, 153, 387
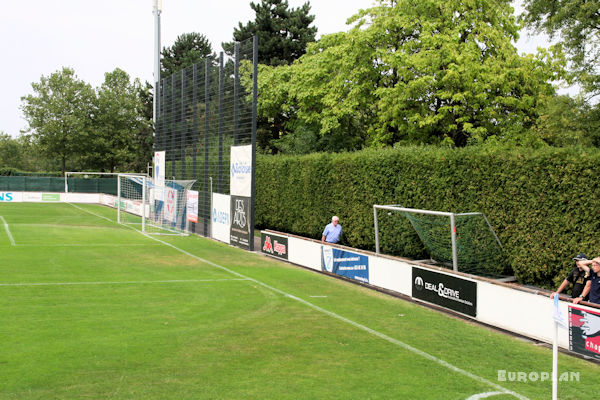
255, 146, 600, 288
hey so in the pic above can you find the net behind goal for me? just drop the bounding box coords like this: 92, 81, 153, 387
118, 174, 196, 235
373, 205, 510, 278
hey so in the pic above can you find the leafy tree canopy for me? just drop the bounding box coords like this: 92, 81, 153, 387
520, 0, 600, 97
20, 67, 96, 173
256, 0, 565, 152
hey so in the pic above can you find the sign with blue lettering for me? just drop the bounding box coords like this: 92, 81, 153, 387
321, 246, 369, 283
230, 145, 252, 197
0, 192, 14, 202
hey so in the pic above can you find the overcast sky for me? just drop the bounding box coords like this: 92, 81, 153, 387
0, 0, 554, 138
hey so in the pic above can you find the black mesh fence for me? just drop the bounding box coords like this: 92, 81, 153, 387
154, 37, 257, 241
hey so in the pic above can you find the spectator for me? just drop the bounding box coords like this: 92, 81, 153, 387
321, 216, 342, 244
550, 253, 590, 300
574, 257, 600, 305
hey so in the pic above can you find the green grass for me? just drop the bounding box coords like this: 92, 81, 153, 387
0, 202, 598, 399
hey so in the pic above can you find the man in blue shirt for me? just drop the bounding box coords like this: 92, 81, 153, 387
321, 216, 342, 244
574, 257, 600, 305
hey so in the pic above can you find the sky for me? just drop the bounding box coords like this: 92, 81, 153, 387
0, 0, 556, 138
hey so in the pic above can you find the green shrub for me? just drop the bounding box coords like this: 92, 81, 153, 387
256, 146, 600, 288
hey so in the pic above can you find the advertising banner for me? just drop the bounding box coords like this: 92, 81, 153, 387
163, 187, 178, 223
212, 193, 231, 244
230, 145, 252, 197
321, 246, 369, 283
569, 306, 600, 361
186, 190, 198, 223
0, 192, 21, 202
154, 151, 165, 188
412, 267, 477, 317
42, 193, 60, 202
261, 232, 288, 260
230, 195, 250, 250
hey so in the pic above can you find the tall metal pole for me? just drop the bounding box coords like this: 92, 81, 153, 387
153, 0, 162, 127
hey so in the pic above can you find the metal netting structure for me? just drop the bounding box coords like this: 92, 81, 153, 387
373, 205, 511, 278
153, 37, 257, 246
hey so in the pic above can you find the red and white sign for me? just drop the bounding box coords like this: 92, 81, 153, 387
163, 187, 178, 223
186, 190, 198, 223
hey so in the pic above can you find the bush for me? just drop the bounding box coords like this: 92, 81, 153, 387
256, 146, 600, 288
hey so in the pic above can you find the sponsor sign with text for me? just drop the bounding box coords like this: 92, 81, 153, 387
186, 190, 198, 223
261, 232, 288, 260
211, 193, 231, 244
569, 305, 600, 361
412, 267, 477, 317
154, 151, 165, 188
163, 187, 178, 223
0, 192, 19, 202
230, 145, 252, 197
230, 195, 250, 250
321, 246, 369, 283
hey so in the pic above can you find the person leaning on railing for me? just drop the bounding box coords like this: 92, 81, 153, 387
550, 253, 590, 301
573, 257, 600, 305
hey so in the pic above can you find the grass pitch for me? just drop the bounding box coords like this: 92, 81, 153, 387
0, 202, 598, 399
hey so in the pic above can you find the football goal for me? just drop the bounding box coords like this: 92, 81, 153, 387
64, 172, 196, 235
118, 174, 196, 236
373, 205, 509, 277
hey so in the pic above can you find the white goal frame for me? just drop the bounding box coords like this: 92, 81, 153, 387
373, 205, 502, 272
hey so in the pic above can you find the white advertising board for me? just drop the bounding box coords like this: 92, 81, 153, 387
230, 145, 252, 197
0, 192, 22, 202
163, 187, 178, 223
211, 193, 231, 244
187, 190, 198, 223
154, 151, 165, 188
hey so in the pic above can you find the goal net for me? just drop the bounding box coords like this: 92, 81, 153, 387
373, 205, 510, 278
118, 174, 196, 235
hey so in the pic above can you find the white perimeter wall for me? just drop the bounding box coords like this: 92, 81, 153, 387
266, 231, 595, 350
0, 191, 100, 203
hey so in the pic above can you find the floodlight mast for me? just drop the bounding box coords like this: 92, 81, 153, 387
153, 0, 162, 125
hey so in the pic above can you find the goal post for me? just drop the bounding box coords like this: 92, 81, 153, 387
373, 205, 506, 277
118, 173, 196, 236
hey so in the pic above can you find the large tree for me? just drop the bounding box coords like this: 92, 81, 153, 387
224, 0, 317, 66
256, 0, 565, 151
21, 67, 96, 173
92, 68, 152, 172
520, 0, 600, 97
161, 32, 214, 78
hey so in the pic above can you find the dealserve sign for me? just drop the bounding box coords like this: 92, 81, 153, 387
230, 145, 252, 197
412, 267, 477, 317
211, 193, 231, 244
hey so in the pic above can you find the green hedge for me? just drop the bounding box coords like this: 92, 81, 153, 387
255, 146, 600, 288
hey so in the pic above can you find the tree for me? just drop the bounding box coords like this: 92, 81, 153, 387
0, 133, 25, 170
92, 68, 152, 172
520, 0, 600, 97
256, 0, 565, 151
161, 33, 214, 78
21, 67, 96, 173
224, 0, 317, 66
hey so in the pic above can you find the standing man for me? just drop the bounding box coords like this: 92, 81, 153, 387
550, 253, 590, 300
321, 216, 342, 244
573, 257, 600, 305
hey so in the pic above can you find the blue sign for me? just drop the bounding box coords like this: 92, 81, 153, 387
321, 247, 369, 283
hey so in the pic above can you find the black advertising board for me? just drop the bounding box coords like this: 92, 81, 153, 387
412, 267, 477, 317
569, 305, 600, 361
230, 195, 251, 250
261, 232, 288, 260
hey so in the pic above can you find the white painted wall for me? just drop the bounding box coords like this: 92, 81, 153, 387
263, 231, 599, 351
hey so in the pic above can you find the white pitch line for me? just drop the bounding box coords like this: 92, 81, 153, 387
70, 203, 529, 400
466, 392, 508, 399
0, 278, 249, 287
0, 216, 16, 246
